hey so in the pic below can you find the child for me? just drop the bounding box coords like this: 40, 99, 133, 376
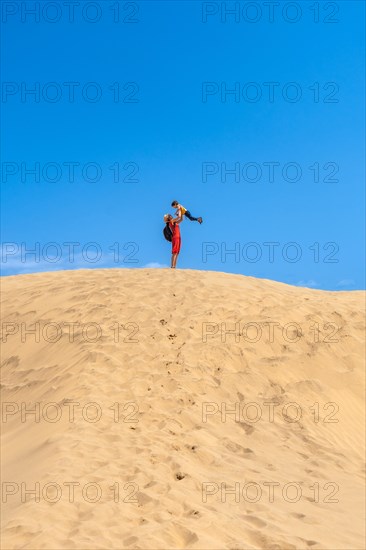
171, 200, 202, 224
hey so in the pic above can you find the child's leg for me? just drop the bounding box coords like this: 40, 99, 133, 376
185, 210, 203, 224
185, 210, 199, 221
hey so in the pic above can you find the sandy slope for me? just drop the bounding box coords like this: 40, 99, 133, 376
1, 268, 365, 550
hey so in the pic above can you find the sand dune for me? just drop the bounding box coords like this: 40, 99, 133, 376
1, 268, 365, 549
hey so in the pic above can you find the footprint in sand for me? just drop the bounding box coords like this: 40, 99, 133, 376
291, 512, 306, 519
238, 422, 255, 435
242, 515, 267, 528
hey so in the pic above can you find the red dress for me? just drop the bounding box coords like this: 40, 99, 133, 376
170, 221, 181, 254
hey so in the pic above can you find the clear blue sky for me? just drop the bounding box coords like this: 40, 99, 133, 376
1, 0, 365, 290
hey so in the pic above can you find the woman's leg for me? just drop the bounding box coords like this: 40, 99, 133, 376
171, 235, 181, 268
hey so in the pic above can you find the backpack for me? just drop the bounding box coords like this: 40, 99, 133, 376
163, 222, 173, 242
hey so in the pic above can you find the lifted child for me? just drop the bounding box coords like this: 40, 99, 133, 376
171, 200, 202, 224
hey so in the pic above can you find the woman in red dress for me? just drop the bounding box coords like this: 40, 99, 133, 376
164, 214, 182, 269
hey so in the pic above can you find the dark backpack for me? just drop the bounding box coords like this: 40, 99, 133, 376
163, 222, 173, 242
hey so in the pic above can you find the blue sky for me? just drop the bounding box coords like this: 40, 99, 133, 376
1, 0, 365, 290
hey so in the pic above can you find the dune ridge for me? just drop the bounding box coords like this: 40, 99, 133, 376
1, 268, 365, 549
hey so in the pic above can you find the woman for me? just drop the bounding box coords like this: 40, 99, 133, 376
164, 214, 182, 268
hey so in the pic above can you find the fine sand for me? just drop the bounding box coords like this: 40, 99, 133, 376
1, 268, 365, 549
